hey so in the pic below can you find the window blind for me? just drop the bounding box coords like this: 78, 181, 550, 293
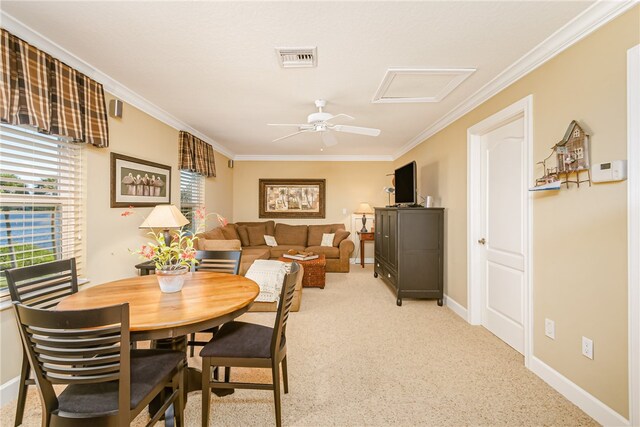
180, 170, 204, 233
0, 124, 84, 296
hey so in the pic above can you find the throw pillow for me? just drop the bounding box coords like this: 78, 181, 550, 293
220, 224, 240, 240
247, 224, 267, 246
264, 235, 278, 247
333, 230, 351, 247
236, 225, 250, 247
321, 233, 335, 247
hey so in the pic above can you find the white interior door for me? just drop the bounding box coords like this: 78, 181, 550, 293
479, 117, 526, 354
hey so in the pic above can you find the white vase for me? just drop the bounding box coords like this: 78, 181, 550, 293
156, 267, 188, 293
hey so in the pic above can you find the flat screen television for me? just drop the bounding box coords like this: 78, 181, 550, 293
394, 161, 417, 205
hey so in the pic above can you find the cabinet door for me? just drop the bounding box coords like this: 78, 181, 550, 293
387, 209, 397, 269
398, 210, 443, 294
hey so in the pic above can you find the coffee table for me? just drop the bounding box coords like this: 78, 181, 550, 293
278, 254, 326, 289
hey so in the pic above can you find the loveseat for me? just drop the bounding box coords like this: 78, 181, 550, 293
197, 220, 355, 275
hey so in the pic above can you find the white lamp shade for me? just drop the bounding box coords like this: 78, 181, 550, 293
354, 202, 374, 214
139, 204, 189, 229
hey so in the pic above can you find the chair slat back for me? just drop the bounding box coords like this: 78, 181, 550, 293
271, 262, 300, 356
5, 259, 78, 309
13, 303, 130, 418
15, 303, 129, 384
194, 250, 242, 275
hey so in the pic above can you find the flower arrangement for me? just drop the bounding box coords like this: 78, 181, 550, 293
122, 206, 227, 271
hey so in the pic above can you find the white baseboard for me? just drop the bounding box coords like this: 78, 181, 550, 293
0, 375, 19, 408
444, 295, 468, 321
350, 257, 374, 265
529, 356, 629, 426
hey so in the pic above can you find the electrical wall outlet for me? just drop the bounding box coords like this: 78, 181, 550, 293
342, 208, 347, 215
544, 318, 555, 339
582, 336, 594, 359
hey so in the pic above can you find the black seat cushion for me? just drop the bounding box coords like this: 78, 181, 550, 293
200, 321, 281, 359
57, 349, 183, 416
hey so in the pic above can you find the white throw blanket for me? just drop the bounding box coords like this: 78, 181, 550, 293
245, 260, 289, 303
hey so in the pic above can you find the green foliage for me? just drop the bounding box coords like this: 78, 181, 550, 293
0, 173, 26, 195
0, 244, 56, 288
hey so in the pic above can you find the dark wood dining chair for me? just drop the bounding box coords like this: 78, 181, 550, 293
187, 250, 242, 357
13, 302, 185, 427
200, 262, 300, 427
4, 258, 78, 427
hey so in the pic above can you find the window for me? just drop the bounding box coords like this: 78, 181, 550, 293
180, 170, 204, 233
0, 124, 84, 295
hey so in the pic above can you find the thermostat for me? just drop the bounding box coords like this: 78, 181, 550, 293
592, 160, 627, 183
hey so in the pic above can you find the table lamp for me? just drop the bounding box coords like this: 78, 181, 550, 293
354, 202, 374, 233
139, 204, 189, 244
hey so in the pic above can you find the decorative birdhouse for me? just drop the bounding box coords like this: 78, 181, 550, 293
553, 120, 591, 186
532, 120, 592, 191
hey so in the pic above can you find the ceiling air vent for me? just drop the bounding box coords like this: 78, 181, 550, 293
276, 47, 317, 68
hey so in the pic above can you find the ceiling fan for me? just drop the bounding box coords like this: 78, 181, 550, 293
268, 99, 381, 146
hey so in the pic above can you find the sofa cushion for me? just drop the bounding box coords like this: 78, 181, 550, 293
236, 225, 250, 247
236, 221, 275, 237
268, 245, 306, 259
275, 224, 308, 246
200, 239, 242, 251
305, 245, 340, 258
201, 227, 225, 240
307, 225, 333, 246
220, 224, 240, 240
247, 224, 267, 246
333, 230, 351, 247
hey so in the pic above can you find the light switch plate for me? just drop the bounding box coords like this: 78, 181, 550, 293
545, 318, 555, 339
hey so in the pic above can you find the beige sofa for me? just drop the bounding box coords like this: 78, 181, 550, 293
197, 220, 355, 275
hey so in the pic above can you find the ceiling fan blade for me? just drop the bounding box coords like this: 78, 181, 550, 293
272, 129, 312, 143
325, 113, 354, 123
321, 131, 338, 147
268, 123, 313, 129
331, 125, 381, 137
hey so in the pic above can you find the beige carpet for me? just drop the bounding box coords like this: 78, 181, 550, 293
1, 266, 597, 426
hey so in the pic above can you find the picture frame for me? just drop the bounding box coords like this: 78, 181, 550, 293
259, 179, 326, 218
110, 153, 171, 208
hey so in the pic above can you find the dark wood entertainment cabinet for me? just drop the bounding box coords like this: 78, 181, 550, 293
374, 207, 444, 306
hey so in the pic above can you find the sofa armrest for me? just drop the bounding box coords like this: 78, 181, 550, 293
338, 238, 355, 256
336, 238, 355, 272
197, 238, 242, 251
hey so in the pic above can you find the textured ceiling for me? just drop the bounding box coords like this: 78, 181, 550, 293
2, 1, 594, 157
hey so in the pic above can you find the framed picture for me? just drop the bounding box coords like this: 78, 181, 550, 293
259, 179, 326, 218
110, 153, 171, 207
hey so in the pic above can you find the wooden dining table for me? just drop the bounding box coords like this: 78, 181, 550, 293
57, 271, 260, 397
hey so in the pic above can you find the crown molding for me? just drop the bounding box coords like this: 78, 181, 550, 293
0, 12, 236, 159
233, 154, 393, 162
393, 0, 638, 160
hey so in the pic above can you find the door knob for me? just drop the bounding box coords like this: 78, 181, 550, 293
478, 238, 486, 245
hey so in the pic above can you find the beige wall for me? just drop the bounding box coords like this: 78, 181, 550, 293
206, 155, 234, 223
0, 94, 233, 385
395, 7, 639, 417
232, 161, 390, 258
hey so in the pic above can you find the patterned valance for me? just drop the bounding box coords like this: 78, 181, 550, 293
0, 29, 109, 147
179, 131, 216, 177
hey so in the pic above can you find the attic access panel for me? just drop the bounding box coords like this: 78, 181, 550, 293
372, 67, 476, 103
